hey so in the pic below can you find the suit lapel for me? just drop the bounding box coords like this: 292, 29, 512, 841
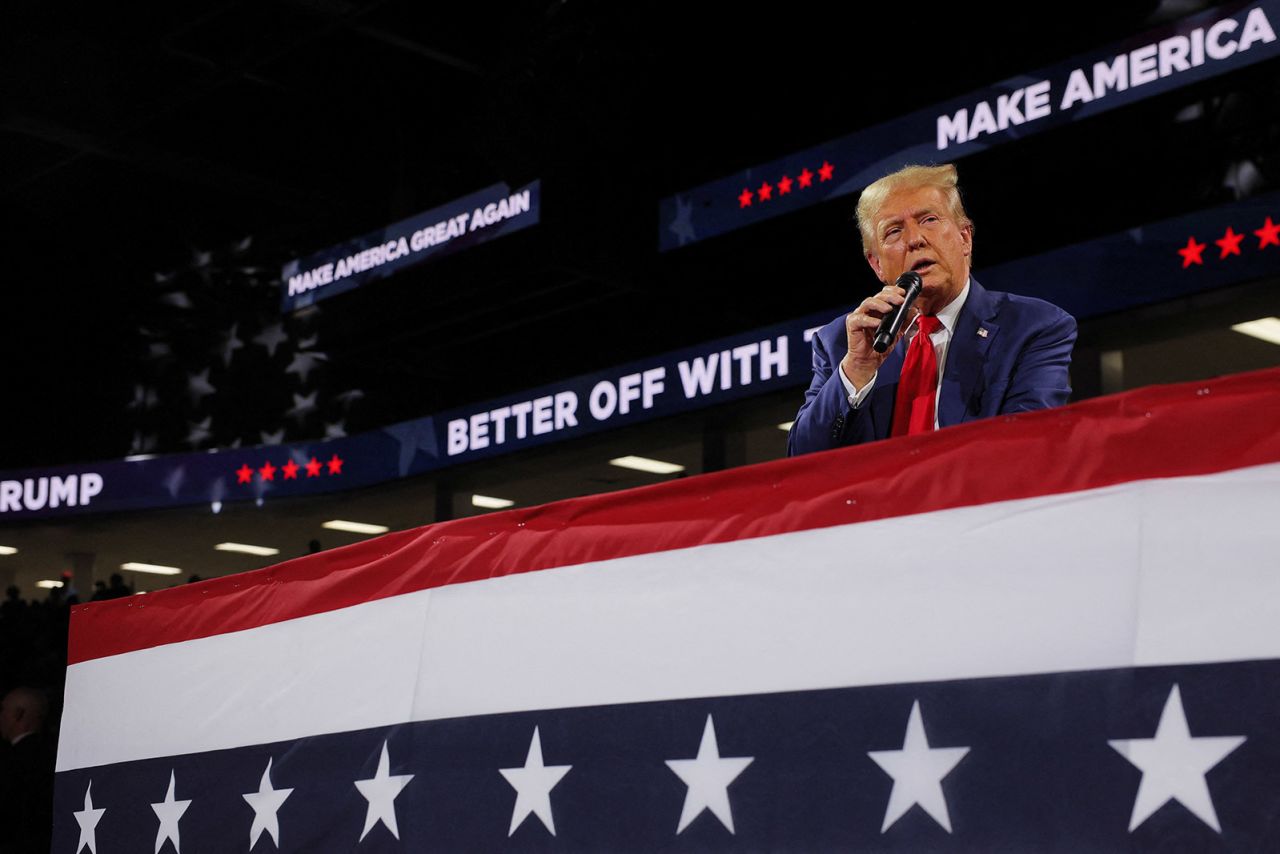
940, 279, 999, 426
868, 341, 905, 439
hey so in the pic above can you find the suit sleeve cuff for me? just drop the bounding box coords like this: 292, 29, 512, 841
839, 365, 876, 409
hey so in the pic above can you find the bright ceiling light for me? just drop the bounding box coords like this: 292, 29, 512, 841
777, 420, 795, 431
215, 543, 280, 557
1231, 317, 1280, 345
120, 562, 182, 576
472, 494, 515, 509
322, 520, 389, 535
0, 546, 16, 555
609, 455, 685, 475
35, 580, 63, 589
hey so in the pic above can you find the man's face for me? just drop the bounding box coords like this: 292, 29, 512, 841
865, 184, 972, 315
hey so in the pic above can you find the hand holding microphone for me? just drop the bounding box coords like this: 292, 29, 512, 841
841, 271, 924, 390
873, 271, 923, 352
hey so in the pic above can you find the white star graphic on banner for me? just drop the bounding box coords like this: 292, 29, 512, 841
1109, 684, 1246, 833
354, 741, 414, 841
242, 757, 293, 849
151, 770, 192, 854
867, 700, 969, 833
665, 714, 753, 834
500, 726, 572, 836
163, 466, 186, 498
73, 779, 105, 854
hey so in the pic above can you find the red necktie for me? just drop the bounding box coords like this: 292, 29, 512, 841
891, 315, 942, 437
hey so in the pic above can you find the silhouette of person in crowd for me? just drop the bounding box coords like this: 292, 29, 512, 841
0, 685, 55, 854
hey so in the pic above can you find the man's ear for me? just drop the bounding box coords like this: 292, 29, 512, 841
866, 250, 884, 282
960, 223, 973, 257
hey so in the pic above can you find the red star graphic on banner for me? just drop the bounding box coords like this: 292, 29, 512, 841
758, 181, 773, 201
327, 454, 344, 475
281, 459, 299, 480
777, 175, 793, 195
236, 464, 253, 484
797, 168, 814, 188
305, 457, 322, 477
259, 461, 277, 482
1255, 216, 1280, 249
1215, 226, 1244, 258
738, 188, 753, 208
818, 161, 834, 181
1177, 236, 1206, 268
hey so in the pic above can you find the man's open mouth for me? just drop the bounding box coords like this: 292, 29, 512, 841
911, 258, 936, 273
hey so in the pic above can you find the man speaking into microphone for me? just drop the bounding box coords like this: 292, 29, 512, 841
787, 163, 1076, 454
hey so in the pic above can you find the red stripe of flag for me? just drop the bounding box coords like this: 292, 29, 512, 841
68, 367, 1280, 664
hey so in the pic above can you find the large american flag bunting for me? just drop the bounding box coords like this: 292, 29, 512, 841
55, 367, 1280, 852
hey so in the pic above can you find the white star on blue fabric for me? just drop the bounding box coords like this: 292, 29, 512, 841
665, 714, 753, 834
220, 323, 244, 366
184, 416, 213, 449
500, 726, 572, 836
1109, 684, 1246, 833
285, 391, 318, 423
242, 757, 293, 849
151, 770, 191, 854
354, 741, 414, 841
667, 195, 697, 246
186, 368, 216, 404
284, 350, 328, 384
867, 700, 969, 833
73, 779, 105, 854
253, 323, 289, 358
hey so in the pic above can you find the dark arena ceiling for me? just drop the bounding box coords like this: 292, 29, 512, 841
5, 0, 1275, 470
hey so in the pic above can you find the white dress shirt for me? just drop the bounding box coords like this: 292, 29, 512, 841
839, 279, 971, 430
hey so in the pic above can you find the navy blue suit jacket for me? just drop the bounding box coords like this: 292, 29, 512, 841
787, 278, 1076, 454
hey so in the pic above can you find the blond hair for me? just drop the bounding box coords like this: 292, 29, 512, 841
856, 164, 973, 255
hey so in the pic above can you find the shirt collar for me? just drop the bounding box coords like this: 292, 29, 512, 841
933, 277, 970, 335
910, 277, 970, 337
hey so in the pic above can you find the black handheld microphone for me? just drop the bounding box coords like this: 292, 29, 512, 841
872, 271, 924, 353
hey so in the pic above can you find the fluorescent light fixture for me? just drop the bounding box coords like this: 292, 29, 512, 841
215, 542, 280, 557
120, 562, 182, 576
124, 454, 157, 462
1231, 316, 1280, 346
777, 420, 795, 431
322, 520, 389, 535
609, 455, 685, 475
472, 494, 515, 509
35, 580, 63, 589
0, 546, 16, 555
